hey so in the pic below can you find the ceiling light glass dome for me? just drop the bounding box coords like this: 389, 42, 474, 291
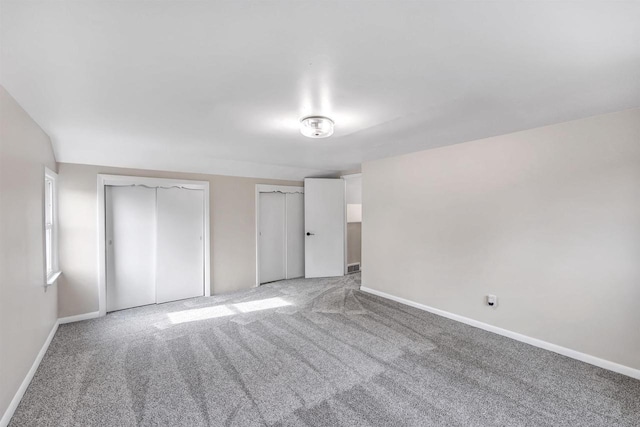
300, 116, 334, 138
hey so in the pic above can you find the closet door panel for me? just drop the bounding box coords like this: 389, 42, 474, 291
156, 188, 205, 303
259, 192, 286, 284
106, 185, 157, 312
286, 193, 305, 279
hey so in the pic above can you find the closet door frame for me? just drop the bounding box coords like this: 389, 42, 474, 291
97, 174, 210, 317
255, 184, 304, 287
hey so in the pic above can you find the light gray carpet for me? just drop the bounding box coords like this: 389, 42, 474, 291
10, 273, 640, 426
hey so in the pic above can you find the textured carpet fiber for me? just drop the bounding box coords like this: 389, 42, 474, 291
10, 274, 640, 426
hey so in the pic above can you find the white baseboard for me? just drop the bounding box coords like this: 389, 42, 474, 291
0, 319, 59, 427
58, 311, 100, 324
1, 311, 102, 426
360, 286, 640, 380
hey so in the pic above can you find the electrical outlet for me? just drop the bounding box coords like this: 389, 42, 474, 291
487, 295, 498, 307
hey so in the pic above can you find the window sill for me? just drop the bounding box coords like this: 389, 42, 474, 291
46, 271, 62, 286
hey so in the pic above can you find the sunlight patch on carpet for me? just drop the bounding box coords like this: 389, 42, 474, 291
167, 297, 291, 324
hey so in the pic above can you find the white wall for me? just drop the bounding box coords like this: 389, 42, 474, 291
345, 175, 362, 204
0, 86, 58, 421
57, 163, 301, 317
362, 108, 640, 371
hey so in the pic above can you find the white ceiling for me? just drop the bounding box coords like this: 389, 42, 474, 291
2, 1, 639, 180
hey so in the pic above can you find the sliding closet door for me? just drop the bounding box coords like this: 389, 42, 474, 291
286, 193, 304, 279
259, 192, 286, 284
156, 188, 205, 304
106, 186, 157, 312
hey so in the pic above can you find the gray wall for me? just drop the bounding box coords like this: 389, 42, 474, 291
362, 108, 640, 370
0, 86, 58, 420
57, 163, 301, 317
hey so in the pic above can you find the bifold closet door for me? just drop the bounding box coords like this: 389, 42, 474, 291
286, 193, 304, 279
259, 192, 286, 284
156, 187, 205, 304
106, 186, 157, 312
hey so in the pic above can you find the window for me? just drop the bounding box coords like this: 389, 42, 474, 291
44, 168, 60, 284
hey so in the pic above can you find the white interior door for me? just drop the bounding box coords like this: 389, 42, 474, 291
304, 178, 345, 278
259, 192, 286, 284
156, 187, 205, 304
106, 185, 157, 312
286, 192, 304, 279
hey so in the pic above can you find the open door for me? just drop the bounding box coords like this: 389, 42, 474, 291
304, 178, 345, 278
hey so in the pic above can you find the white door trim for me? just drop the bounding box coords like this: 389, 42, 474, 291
255, 184, 304, 287
97, 174, 211, 317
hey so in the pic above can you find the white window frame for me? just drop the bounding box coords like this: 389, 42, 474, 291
44, 167, 61, 285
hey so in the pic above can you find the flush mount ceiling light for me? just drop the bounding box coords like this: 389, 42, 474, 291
300, 116, 334, 138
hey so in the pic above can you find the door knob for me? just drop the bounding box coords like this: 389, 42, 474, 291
306, 232, 315, 236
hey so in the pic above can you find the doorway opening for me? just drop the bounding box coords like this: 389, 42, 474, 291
343, 174, 362, 275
